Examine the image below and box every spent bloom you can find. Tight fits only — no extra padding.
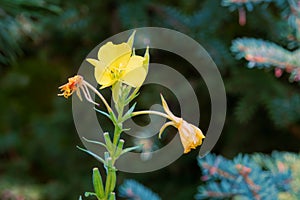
[159,95,205,153]
[58,75,98,105]
[86,31,149,89]
[58,75,83,98]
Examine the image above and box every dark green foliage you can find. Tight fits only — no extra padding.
[225,68,289,124]
[119,0,149,28]
[268,94,300,126]
[0,0,61,64]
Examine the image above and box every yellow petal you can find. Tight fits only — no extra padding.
[160,94,179,121]
[193,125,205,145]
[143,46,150,73]
[87,58,106,84]
[121,55,146,87]
[121,66,147,88]
[98,71,116,89]
[93,63,107,85]
[126,55,145,72]
[109,53,132,71]
[86,58,105,69]
[97,42,131,67]
[127,30,136,48]
[98,53,134,88]
[178,121,205,154]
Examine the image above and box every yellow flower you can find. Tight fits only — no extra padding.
[159,95,205,154]
[86,31,149,89]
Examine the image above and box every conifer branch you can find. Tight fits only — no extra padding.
[231,38,300,82]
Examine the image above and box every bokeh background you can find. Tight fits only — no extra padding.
[1,0,300,199]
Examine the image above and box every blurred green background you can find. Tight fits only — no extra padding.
[1,0,300,199]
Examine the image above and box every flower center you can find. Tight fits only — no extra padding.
[110,62,126,80]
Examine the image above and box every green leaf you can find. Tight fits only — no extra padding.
[84,192,96,197]
[108,192,116,200]
[115,139,125,157]
[104,160,117,197]
[93,168,105,199]
[122,128,131,132]
[125,87,140,105]
[108,111,118,125]
[82,137,107,149]
[121,145,142,156]
[76,146,105,164]
[104,167,112,197]
[94,107,111,119]
[104,152,110,162]
[122,102,137,121]
[103,133,113,152]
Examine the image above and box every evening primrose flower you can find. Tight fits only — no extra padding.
[86,31,149,89]
[158,95,205,154]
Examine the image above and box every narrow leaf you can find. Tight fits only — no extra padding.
[93,168,105,199]
[121,145,142,155]
[125,87,140,105]
[108,192,116,200]
[122,102,137,121]
[77,146,105,164]
[94,107,111,119]
[82,137,107,148]
[115,139,125,157]
[104,152,110,161]
[103,132,113,152]
[84,192,96,197]
[109,111,118,125]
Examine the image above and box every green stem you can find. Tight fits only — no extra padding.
[104,167,116,199]
[104,169,112,198]
[117,106,124,123]
[104,85,125,199]
[112,124,122,157]
[131,110,172,121]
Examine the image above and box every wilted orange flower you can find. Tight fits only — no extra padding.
[58,75,83,99]
[159,95,205,153]
[58,75,99,106]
